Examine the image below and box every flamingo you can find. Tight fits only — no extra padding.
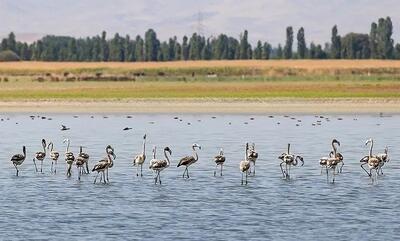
[149,147,172,184]
[247,143,258,176]
[240,143,251,185]
[361,139,380,183]
[177,143,201,179]
[376,146,389,175]
[33,139,46,173]
[63,139,75,177]
[133,134,147,177]
[47,142,60,174]
[214,148,226,176]
[78,146,90,174]
[278,143,304,179]
[11,146,26,176]
[92,145,116,184]
[321,139,342,183]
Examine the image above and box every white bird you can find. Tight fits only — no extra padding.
[361,138,381,183]
[33,139,46,173]
[376,146,389,175]
[240,143,251,185]
[247,143,258,176]
[47,142,60,174]
[11,146,26,176]
[177,143,201,178]
[133,134,147,177]
[149,147,172,184]
[214,148,226,176]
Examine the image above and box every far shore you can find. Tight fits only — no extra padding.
[0,98,398,114]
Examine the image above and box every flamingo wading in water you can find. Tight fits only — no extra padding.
[33,139,46,173]
[133,134,147,177]
[177,143,201,178]
[47,142,60,174]
[240,143,251,185]
[92,145,116,184]
[214,148,226,176]
[149,147,172,184]
[11,146,26,176]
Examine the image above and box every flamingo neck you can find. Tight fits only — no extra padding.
[142,138,146,155]
[164,150,170,166]
[369,140,374,157]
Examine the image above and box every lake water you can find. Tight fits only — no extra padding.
[0,113,399,240]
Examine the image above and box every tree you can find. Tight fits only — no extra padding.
[253,41,262,59]
[284,26,293,59]
[109,33,124,61]
[331,25,341,59]
[369,22,378,59]
[276,44,283,59]
[376,17,394,59]
[7,32,17,52]
[297,27,306,59]
[239,30,250,59]
[262,42,271,59]
[182,36,189,60]
[144,29,159,61]
[100,31,109,61]
[135,35,144,61]
[341,33,370,59]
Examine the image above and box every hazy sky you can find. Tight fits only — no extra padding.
[0,0,399,45]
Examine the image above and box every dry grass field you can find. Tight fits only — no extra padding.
[0,60,399,100]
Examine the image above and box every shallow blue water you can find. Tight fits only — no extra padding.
[0,113,399,240]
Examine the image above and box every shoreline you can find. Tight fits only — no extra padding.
[0,98,398,114]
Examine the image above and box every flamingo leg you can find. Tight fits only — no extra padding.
[103,171,107,184]
[241,172,244,185]
[326,167,329,183]
[106,169,109,183]
[280,162,286,178]
[94,172,99,184]
[186,167,190,178]
[51,161,53,173]
[245,171,248,185]
[140,164,143,177]
[13,163,18,176]
[33,158,38,172]
[85,161,89,174]
[339,161,344,173]
[220,164,223,176]
[54,161,57,174]
[158,171,162,184]
[40,160,43,173]
[78,167,81,181]
[253,164,256,176]
[214,165,218,177]
[361,163,371,177]
[136,165,139,176]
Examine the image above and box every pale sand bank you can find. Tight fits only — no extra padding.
[0,99,398,114]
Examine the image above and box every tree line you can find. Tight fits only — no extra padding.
[1,16,399,61]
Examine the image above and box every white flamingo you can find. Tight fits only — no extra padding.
[240,143,251,185]
[133,134,147,177]
[47,142,60,174]
[247,143,258,176]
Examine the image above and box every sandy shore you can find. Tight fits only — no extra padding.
[0,98,398,114]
